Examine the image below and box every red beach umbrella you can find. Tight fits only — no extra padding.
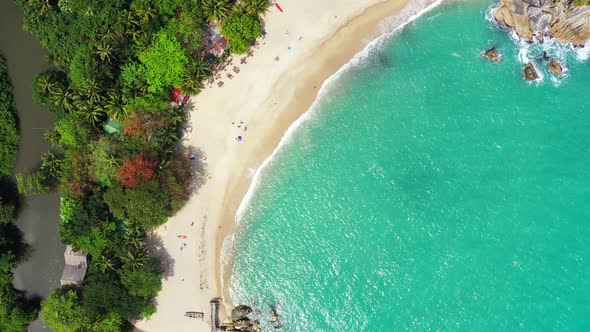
[275,3,284,12]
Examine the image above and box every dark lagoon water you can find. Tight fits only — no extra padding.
[0,1,65,331]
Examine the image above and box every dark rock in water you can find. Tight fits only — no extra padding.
[548,58,563,76]
[483,46,501,62]
[536,31,544,42]
[542,51,550,61]
[232,305,253,321]
[270,308,279,322]
[523,62,539,81]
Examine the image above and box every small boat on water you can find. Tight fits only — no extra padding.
[185,311,204,319]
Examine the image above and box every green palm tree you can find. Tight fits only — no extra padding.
[97,254,117,273]
[73,98,106,128]
[83,80,104,106]
[156,125,180,149]
[81,107,106,128]
[135,8,157,24]
[34,0,54,16]
[182,57,210,94]
[41,151,63,178]
[131,33,152,56]
[123,223,146,249]
[94,41,116,64]
[191,57,211,79]
[244,0,270,16]
[105,89,126,121]
[35,73,56,96]
[201,0,232,22]
[166,106,186,126]
[44,130,60,147]
[51,86,74,111]
[122,250,147,271]
[181,71,204,95]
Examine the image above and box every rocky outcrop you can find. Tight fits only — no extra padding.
[483,46,502,61]
[231,305,253,321]
[494,0,590,45]
[523,62,540,80]
[548,58,564,75]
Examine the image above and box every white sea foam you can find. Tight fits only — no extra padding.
[220,233,235,308]
[236,0,447,223]
[224,0,448,306]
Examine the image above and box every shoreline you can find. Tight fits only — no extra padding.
[134,0,440,330]
[218,0,441,314]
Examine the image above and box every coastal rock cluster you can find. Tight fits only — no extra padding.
[494,0,590,45]
[482,46,564,80]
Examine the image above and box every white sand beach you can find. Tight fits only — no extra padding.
[134,0,418,330]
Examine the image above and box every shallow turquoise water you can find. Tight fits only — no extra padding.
[229,0,590,330]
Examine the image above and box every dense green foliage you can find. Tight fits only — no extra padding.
[15,0,269,331]
[222,11,263,54]
[0,55,19,177]
[0,54,38,332]
[15,0,269,329]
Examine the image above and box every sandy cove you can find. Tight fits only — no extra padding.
[134,0,421,330]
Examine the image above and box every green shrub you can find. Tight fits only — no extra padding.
[0,54,19,177]
[222,11,262,54]
[16,170,48,197]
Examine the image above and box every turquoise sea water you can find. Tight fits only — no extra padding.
[229,0,590,330]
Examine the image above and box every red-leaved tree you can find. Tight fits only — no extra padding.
[116,152,159,188]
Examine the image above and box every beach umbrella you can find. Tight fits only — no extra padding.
[236,135,243,141]
[275,3,283,12]
[177,235,188,239]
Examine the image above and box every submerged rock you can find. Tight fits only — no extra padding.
[232,305,253,321]
[548,58,563,75]
[523,62,539,81]
[483,46,501,62]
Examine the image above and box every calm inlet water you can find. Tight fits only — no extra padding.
[1,1,64,331]
[230,0,590,330]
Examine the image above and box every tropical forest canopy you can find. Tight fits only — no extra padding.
[13,0,269,330]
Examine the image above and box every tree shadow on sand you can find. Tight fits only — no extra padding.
[145,232,175,280]
[175,145,208,196]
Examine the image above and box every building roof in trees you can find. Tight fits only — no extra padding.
[104,118,122,135]
[60,245,88,286]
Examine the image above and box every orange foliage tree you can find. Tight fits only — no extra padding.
[115,152,159,188]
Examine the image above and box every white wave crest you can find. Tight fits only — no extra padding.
[236,0,447,223]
